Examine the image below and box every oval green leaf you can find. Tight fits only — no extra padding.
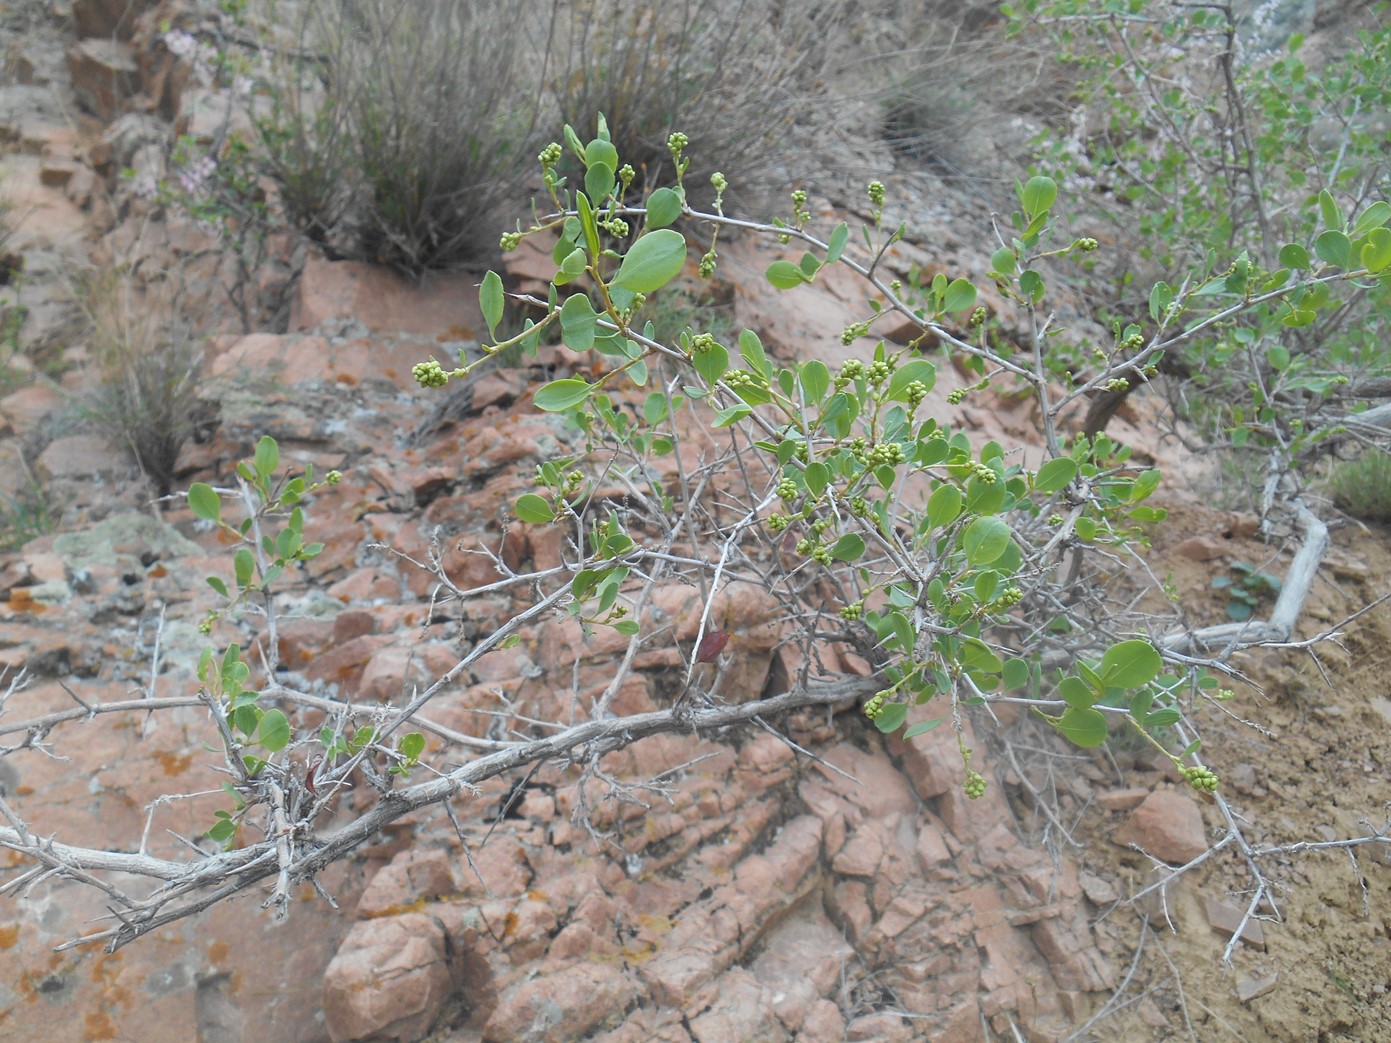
[534,378,594,412]
[479,270,504,338]
[1033,457,1077,494]
[613,229,688,293]
[188,482,220,522]
[1055,706,1109,748]
[1099,639,1163,688]
[765,260,809,289]
[646,187,683,229]
[926,483,963,529]
[942,278,977,313]
[962,516,1011,565]
[515,494,556,524]
[829,533,865,561]
[886,359,937,402]
[256,709,291,753]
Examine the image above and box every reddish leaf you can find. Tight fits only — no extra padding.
[695,630,730,663]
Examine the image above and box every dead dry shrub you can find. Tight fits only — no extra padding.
[76,262,206,498]
[257,0,544,274]
[546,0,849,206]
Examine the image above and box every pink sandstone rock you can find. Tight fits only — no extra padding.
[322,913,454,1042]
[1113,788,1209,864]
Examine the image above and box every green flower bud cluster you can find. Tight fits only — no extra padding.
[867,359,892,384]
[867,442,907,466]
[777,478,799,501]
[811,517,831,535]
[1047,513,1063,525]
[667,132,688,156]
[500,231,523,252]
[412,358,448,388]
[1104,377,1130,392]
[198,613,216,636]
[603,218,630,238]
[767,512,789,532]
[811,546,832,565]
[947,388,967,405]
[989,586,1024,611]
[904,379,929,407]
[1180,764,1220,794]
[791,189,807,209]
[970,306,988,328]
[700,249,717,278]
[725,369,763,390]
[1214,688,1235,701]
[838,360,864,384]
[849,496,869,517]
[963,769,988,799]
[795,537,813,555]
[711,171,728,192]
[619,164,635,187]
[538,142,563,167]
[841,321,871,346]
[840,601,864,621]
[867,180,885,207]
[690,332,716,354]
[1122,332,1144,351]
[1076,237,1099,252]
[325,470,342,486]
[1093,347,1108,363]
[972,463,998,484]
[864,691,889,719]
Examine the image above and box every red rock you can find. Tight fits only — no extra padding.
[289,258,486,338]
[322,913,454,1042]
[357,849,457,919]
[483,962,639,1042]
[751,905,853,1030]
[66,40,138,121]
[73,0,156,39]
[687,967,781,1042]
[333,607,378,644]
[798,1000,848,1042]
[1113,788,1208,864]
[37,434,126,479]
[301,633,394,692]
[1175,536,1226,561]
[1097,786,1150,811]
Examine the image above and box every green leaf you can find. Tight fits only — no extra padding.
[1314,229,1352,269]
[1360,227,1391,273]
[206,575,228,598]
[1278,243,1311,269]
[1099,639,1162,687]
[942,278,977,313]
[927,484,963,529]
[886,359,937,402]
[1144,707,1182,729]
[233,548,254,590]
[1266,345,1291,371]
[256,709,290,752]
[399,732,426,761]
[254,436,279,480]
[515,494,555,524]
[962,516,1011,565]
[1020,175,1058,216]
[693,341,729,385]
[738,329,768,375]
[800,360,831,404]
[577,191,600,258]
[561,291,597,352]
[1033,457,1077,494]
[712,402,750,427]
[585,137,618,171]
[873,702,909,734]
[990,246,1016,277]
[765,260,810,289]
[534,378,594,411]
[188,483,221,522]
[805,462,830,496]
[829,533,865,561]
[1055,706,1109,748]
[826,222,849,264]
[584,160,615,204]
[902,716,945,739]
[479,271,504,339]
[1352,199,1390,236]
[1002,658,1030,691]
[613,229,688,293]
[1058,675,1095,710]
[646,187,683,229]
[1318,188,1343,232]
[612,619,640,635]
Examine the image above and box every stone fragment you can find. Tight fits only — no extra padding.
[290,258,485,338]
[1079,869,1118,905]
[1097,786,1150,811]
[1174,536,1226,561]
[1113,789,1208,864]
[322,913,454,1043]
[1237,972,1279,1002]
[73,0,157,39]
[1203,895,1266,950]
[66,40,138,121]
[357,849,457,919]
